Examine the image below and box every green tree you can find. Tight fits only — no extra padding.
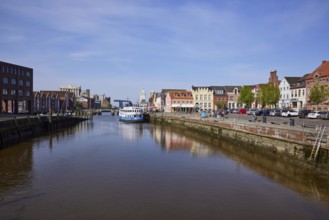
[257,83,280,108]
[310,84,328,110]
[238,86,254,108]
[257,84,267,108]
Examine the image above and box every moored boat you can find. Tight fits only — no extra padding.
[119,106,149,122]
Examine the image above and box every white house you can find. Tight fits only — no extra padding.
[279,77,301,109]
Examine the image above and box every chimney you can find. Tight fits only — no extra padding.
[322,60,327,64]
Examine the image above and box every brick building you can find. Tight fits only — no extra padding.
[33,91,76,114]
[0,61,33,114]
[305,60,329,110]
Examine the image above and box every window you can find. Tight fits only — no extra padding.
[230,96,234,101]
[3,89,8,95]
[26,81,31,87]
[11,89,16,95]
[19,80,24,86]
[3,77,8,84]
[26,71,31,77]
[19,90,23,96]
[11,78,16,85]
[208,103,211,108]
[208,95,211,101]
[204,103,207,108]
[195,95,198,100]
[26,91,30,96]
[200,95,203,100]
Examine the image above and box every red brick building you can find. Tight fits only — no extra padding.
[0,61,33,114]
[33,91,76,114]
[305,60,329,110]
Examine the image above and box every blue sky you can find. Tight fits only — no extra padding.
[1,0,329,103]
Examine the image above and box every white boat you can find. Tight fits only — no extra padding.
[119,106,149,122]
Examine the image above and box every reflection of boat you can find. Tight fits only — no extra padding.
[119,106,149,122]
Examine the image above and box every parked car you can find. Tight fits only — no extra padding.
[247,109,256,115]
[298,109,311,118]
[238,109,247,114]
[230,109,238,114]
[320,112,329,120]
[281,110,298,117]
[307,111,326,119]
[269,109,280,116]
[261,109,270,116]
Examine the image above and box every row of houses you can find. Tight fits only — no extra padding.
[148,60,329,112]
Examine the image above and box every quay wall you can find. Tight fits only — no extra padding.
[150,114,329,172]
[0,116,87,147]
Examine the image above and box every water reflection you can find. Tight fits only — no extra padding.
[149,124,329,206]
[0,141,33,197]
[0,116,329,220]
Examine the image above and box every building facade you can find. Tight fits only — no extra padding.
[59,85,81,97]
[0,61,33,114]
[211,86,227,110]
[279,77,300,109]
[192,86,213,111]
[33,91,76,114]
[290,74,308,110]
[305,60,329,110]
[224,86,242,109]
[165,90,193,112]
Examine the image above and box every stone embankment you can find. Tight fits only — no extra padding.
[0,115,87,147]
[150,114,329,173]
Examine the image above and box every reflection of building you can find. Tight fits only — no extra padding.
[0,61,34,114]
[118,122,144,142]
[0,141,33,192]
[151,126,216,156]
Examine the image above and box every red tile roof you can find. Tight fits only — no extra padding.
[306,60,329,79]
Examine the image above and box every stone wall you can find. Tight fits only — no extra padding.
[150,115,329,172]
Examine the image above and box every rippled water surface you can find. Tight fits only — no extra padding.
[1,114,329,220]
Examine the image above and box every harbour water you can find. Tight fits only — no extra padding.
[1,114,329,220]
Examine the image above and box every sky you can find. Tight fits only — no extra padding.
[1,0,329,103]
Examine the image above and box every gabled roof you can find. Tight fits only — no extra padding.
[284,77,301,85]
[224,86,242,92]
[306,60,329,80]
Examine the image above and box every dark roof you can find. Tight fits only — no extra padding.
[191,86,211,91]
[285,77,301,85]
[224,86,242,92]
[161,89,186,94]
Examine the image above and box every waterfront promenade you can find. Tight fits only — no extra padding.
[153,112,329,129]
